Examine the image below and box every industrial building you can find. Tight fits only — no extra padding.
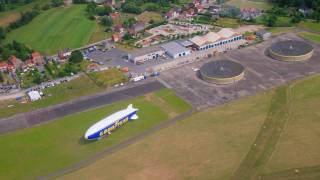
[128,46,165,64]
[199,60,245,85]
[161,41,191,59]
[189,28,243,50]
[269,40,314,61]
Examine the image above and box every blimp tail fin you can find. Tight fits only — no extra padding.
[130,114,139,120]
[127,104,138,111]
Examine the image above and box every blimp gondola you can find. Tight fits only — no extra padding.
[84,104,138,140]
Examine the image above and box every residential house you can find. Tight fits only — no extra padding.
[112,33,121,42]
[58,49,72,61]
[0,62,8,72]
[114,24,125,33]
[31,52,45,66]
[8,55,23,70]
[110,12,121,19]
[240,8,262,20]
[165,8,180,20]
[128,21,147,35]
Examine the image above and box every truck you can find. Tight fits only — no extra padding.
[132,75,146,82]
[150,72,160,77]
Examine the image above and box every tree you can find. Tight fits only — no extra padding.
[122,3,142,14]
[0,27,6,40]
[123,33,132,40]
[101,16,112,26]
[52,0,64,7]
[263,14,277,27]
[123,17,136,28]
[68,50,83,64]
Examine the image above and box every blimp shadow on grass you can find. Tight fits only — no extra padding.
[84,104,138,140]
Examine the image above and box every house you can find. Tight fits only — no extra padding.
[112,33,121,42]
[110,12,121,19]
[161,41,191,59]
[8,55,23,70]
[0,62,8,72]
[58,49,71,60]
[165,8,180,20]
[114,24,125,33]
[86,0,106,4]
[128,46,165,64]
[31,52,45,66]
[240,8,262,20]
[25,59,35,68]
[256,29,271,40]
[86,63,100,72]
[128,21,147,35]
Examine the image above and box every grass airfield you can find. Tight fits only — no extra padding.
[60,75,320,180]
[0,89,191,180]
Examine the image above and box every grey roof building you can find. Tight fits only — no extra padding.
[128,46,165,64]
[161,41,191,59]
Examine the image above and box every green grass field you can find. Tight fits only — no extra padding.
[215,18,240,28]
[0,75,104,119]
[0,89,191,180]
[298,31,320,43]
[61,75,320,180]
[298,20,320,32]
[87,68,128,87]
[0,0,51,26]
[4,5,96,55]
[226,0,273,10]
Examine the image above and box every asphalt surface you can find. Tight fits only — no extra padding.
[159,33,320,110]
[0,80,165,135]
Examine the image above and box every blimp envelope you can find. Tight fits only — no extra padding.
[85,104,138,140]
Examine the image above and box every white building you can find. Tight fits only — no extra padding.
[161,41,191,59]
[189,28,243,51]
[128,46,165,64]
[27,91,41,102]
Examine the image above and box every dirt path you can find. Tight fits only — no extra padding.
[231,86,292,180]
[260,165,320,180]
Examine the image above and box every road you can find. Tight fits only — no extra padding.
[0,80,165,135]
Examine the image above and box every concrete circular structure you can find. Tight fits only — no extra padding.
[199,60,245,85]
[269,40,314,61]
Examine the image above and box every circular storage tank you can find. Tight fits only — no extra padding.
[269,40,314,61]
[200,60,245,85]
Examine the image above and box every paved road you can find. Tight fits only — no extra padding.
[0,80,165,135]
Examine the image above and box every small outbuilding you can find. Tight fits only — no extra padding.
[27,91,41,102]
[161,41,191,59]
[256,29,271,40]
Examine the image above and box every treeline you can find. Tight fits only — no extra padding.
[0,0,34,12]
[274,0,320,9]
[121,0,181,14]
[0,40,33,61]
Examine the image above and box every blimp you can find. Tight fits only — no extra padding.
[84,104,138,140]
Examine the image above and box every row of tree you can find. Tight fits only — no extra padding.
[0,0,34,12]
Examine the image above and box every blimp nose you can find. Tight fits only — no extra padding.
[84,131,90,140]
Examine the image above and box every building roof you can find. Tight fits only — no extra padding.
[200,60,245,78]
[189,28,238,47]
[161,41,190,55]
[270,40,313,56]
[27,91,41,101]
[129,46,164,58]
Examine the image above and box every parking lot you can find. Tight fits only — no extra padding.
[159,33,320,109]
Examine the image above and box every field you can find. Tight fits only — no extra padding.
[0,75,104,119]
[0,89,191,180]
[226,0,273,10]
[87,68,128,87]
[262,75,320,176]
[137,12,164,23]
[0,0,51,26]
[60,75,320,180]
[298,20,320,32]
[215,18,240,28]
[298,31,320,43]
[266,27,295,36]
[60,89,273,179]
[4,5,96,55]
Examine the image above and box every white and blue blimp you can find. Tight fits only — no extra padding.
[84,104,139,140]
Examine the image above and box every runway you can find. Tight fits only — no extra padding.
[0,80,165,135]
